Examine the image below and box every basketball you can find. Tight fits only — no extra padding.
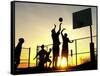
[59,17,63,22]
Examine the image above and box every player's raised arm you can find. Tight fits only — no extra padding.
[54,24,56,29]
[61,28,66,37]
[51,24,56,32]
[57,23,62,33]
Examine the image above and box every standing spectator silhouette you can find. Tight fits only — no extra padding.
[61,28,73,66]
[51,23,62,67]
[14,38,24,70]
[33,45,47,68]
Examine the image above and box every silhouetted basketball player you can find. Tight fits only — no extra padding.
[44,48,52,67]
[51,23,62,67]
[61,28,73,66]
[14,38,24,69]
[33,45,47,68]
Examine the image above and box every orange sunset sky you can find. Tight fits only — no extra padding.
[15,2,97,68]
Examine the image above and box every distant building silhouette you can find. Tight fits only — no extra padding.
[51,23,62,67]
[14,38,24,70]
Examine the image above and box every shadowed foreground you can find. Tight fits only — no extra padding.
[15,59,97,75]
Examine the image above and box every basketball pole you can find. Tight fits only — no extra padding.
[89,24,95,65]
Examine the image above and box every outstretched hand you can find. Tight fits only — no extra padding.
[62,28,66,31]
[60,23,62,26]
[49,48,52,51]
[54,24,56,28]
[61,28,66,32]
[72,40,74,42]
[33,57,35,60]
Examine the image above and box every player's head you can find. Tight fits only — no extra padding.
[64,33,67,37]
[19,38,24,43]
[41,44,44,49]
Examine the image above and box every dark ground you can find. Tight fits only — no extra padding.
[14,60,97,75]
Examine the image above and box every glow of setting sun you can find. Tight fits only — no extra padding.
[60,57,67,68]
[57,57,67,68]
[57,57,61,67]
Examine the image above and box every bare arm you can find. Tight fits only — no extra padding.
[33,53,39,60]
[57,23,62,33]
[61,28,66,38]
[53,24,56,30]
[51,24,56,32]
[68,39,74,43]
[48,48,52,54]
